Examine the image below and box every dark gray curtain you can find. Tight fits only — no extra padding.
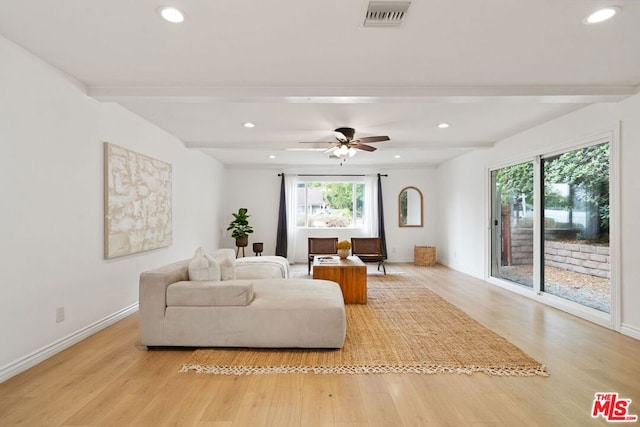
[275,173,287,257]
[377,173,388,258]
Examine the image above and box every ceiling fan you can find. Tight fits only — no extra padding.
[299,127,390,158]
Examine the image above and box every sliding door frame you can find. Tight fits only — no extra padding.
[485,125,621,331]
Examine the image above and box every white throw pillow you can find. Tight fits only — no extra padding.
[188,247,221,281]
[212,248,236,281]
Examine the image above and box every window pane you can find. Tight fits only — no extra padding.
[297,182,365,228]
[354,183,364,226]
[491,162,535,288]
[296,182,307,226]
[542,142,610,313]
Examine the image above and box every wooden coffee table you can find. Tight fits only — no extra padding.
[312,256,367,304]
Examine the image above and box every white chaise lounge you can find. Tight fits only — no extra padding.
[138,255,346,349]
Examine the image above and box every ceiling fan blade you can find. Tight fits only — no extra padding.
[357,135,390,143]
[353,143,377,152]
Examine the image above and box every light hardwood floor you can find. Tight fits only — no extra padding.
[1,263,639,426]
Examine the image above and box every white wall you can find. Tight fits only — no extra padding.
[224,166,438,263]
[618,94,640,335]
[436,97,640,337]
[0,35,225,376]
[385,168,439,262]
[436,149,488,278]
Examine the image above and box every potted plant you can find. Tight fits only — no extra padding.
[227,208,254,250]
[336,240,351,259]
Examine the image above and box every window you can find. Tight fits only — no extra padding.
[296,182,365,228]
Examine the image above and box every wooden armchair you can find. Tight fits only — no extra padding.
[308,237,338,274]
[351,237,386,274]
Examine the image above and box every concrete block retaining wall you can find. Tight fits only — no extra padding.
[509,228,610,279]
[545,240,610,279]
[511,229,533,265]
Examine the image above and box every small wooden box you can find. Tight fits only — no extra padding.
[414,246,436,266]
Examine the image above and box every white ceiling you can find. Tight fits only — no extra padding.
[1,0,638,167]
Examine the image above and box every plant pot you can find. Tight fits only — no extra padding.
[235,235,249,248]
[337,249,349,259]
[252,242,263,255]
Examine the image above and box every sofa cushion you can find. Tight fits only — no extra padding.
[235,256,290,279]
[188,248,221,281]
[211,248,236,281]
[167,280,254,306]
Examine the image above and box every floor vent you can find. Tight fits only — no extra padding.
[364,1,411,27]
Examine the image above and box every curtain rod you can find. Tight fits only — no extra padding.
[277,173,388,177]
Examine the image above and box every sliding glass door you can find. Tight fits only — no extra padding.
[490,161,535,288]
[490,141,611,315]
[542,143,610,313]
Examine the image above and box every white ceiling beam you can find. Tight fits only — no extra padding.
[185,141,495,150]
[88,85,635,104]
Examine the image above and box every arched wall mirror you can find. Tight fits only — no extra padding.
[399,186,424,227]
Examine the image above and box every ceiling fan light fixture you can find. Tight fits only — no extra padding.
[157,6,185,23]
[348,147,358,157]
[584,7,620,24]
[338,145,349,156]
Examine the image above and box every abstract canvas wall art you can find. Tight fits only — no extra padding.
[104,143,172,259]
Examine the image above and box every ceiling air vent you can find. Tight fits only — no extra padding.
[364,1,411,27]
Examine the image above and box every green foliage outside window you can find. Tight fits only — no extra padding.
[495,162,534,206]
[544,143,610,231]
[495,142,609,234]
[298,182,365,228]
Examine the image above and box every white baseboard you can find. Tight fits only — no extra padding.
[0,303,138,384]
[621,323,640,340]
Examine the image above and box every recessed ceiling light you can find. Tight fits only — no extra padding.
[157,6,185,23]
[243,122,255,128]
[584,7,620,24]
[268,155,276,159]
[394,155,401,159]
[437,123,450,129]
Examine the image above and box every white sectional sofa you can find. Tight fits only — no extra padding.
[138,252,346,349]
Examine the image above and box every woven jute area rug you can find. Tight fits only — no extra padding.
[179,274,548,376]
